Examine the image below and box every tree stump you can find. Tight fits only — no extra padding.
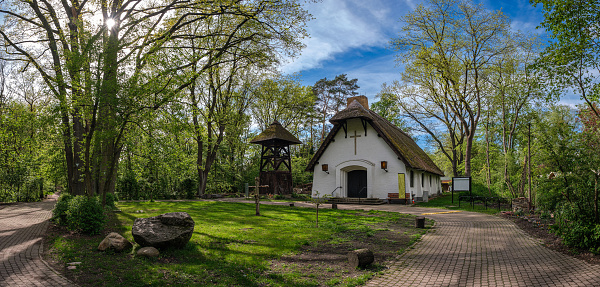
[415,216,425,228]
[347,248,374,268]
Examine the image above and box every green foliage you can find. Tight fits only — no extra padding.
[533,105,600,252]
[390,0,516,178]
[313,74,360,142]
[116,171,139,200]
[52,194,74,225]
[249,75,316,132]
[178,178,197,199]
[532,0,600,102]
[291,156,312,186]
[552,203,600,253]
[371,87,412,135]
[65,196,106,235]
[104,193,118,210]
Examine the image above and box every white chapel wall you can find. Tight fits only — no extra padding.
[311,118,410,199]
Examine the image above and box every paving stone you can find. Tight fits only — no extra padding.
[0,196,75,286]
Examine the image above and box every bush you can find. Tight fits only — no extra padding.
[552,203,600,253]
[104,193,117,210]
[51,194,73,225]
[178,178,197,199]
[66,195,106,235]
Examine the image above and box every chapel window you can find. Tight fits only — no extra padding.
[410,171,414,187]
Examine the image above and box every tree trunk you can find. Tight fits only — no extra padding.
[96,13,121,205]
[464,126,475,177]
[485,108,492,196]
[595,174,599,223]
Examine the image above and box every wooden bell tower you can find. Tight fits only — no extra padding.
[250,121,302,194]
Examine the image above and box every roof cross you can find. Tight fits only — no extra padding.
[349,130,361,155]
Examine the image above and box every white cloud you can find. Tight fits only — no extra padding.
[342,54,402,98]
[280,0,403,74]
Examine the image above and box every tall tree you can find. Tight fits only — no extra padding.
[382,81,465,177]
[485,36,544,197]
[532,0,600,120]
[180,5,308,196]
[249,75,315,132]
[312,74,359,141]
[371,86,412,135]
[0,0,308,203]
[391,0,514,176]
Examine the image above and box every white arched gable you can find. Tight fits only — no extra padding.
[334,159,375,198]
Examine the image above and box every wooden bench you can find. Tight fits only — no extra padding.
[387,193,410,204]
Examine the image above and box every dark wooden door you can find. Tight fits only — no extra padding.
[347,170,367,198]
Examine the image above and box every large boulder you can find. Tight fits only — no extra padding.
[132,212,195,249]
[98,232,133,252]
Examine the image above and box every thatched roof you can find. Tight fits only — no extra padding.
[250,120,302,146]
[306,100,444,176]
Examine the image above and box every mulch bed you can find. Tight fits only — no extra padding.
[499,212,600,265]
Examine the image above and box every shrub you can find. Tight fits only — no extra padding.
[104,193,117,210]
[66,195,106,235]
[552,203,600,253]
[178,178,197,199]
[274,194,286,200]
[52,194,73,225]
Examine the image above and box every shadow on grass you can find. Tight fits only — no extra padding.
[50,200,415,286]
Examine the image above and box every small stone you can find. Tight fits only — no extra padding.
[137,247,160,258]
[67,266,77,270]
[98,232,133,252]
[67,262,81,265]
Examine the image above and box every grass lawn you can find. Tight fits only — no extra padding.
[44,200,429,287]
[416,193,505,215]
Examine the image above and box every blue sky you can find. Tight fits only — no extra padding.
[279,0,582,107]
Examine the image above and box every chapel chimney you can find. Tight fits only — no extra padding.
[347,95,369,109]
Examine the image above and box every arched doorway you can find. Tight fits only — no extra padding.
[347,170,367,198]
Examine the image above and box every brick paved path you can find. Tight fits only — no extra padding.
[360,205,600,287]
[217,199,600,286]
[0,197,74,286]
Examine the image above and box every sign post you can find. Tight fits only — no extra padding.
[452,177,471,204]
